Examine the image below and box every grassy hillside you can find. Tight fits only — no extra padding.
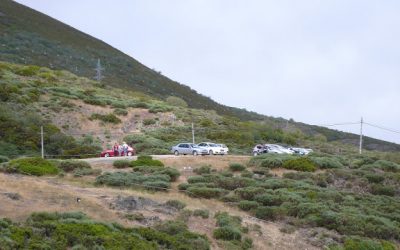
[0,0,399,151]
[2,61,400,161]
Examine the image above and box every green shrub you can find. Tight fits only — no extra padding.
[213,226,241,241]
[178,183,190,190]
[113,160,131,169]
[238,200,259,211]
[158,220,188,235]
[193,209,210,219]
[73,168,101,177]
[365,174,385,183]
[142,181,170,191]
[95,172,171,191]
[229,163,245,171]
[194,165,212,174]
[131,156,164,167]
[15,65,40,76]
[254,206,280,220]
[216,177,256,190]
[235,187,266,200]
[343,237,396,250]
[6,157,59,176]
[89,113,121,124]
[1,211,210,249]
[187,187,227,199]
[114,108,128,116]
[283,157,317,172]
[143,118,156,126]
[59,160,91,172]
[370,184,395,196]
[0,155,9,163]
[165,200,186,210]
[166,96,188,107]
[310,157,343,169]
[372,160,400,172]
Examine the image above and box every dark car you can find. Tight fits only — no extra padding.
[100,146,136,157]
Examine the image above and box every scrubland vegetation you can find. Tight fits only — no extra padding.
[0,212,209,250]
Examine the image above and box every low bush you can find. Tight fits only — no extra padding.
[0,155,9,163]
[131,155,164,167]
[187,187,227,199]
[194,165,212,174]
[165,200,186,210]
[283,157,317,172]
[193,209,210,219]
[213,226,242,241]
[113,108,128,116]
[143,118,156,126]
[365,174,385,183]
[254,206,281,220]
[370,184,395,197]
[113,159,131,169]
[0,212,210,249]
[6,157,59,176]
[310,156,343,169]
[89,113,121,124]
[132,166,180,181]
[59,160,91,172]
[238,200,259,211]
[371,160,400,172]
[95,172,171,191]
[73,168,101,177]
[158,220,188,235]
[229,163,245,171]
[343,237,396,250]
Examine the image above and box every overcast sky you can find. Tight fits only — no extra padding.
[16,0,400,144]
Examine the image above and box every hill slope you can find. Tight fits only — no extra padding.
[0,0,399,151]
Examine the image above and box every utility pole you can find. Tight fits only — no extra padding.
[94,58,104,81]
[192,123,195,144]
[359,117,363,154]
[41,126,44,159]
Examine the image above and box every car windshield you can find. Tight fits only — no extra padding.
[209,143,217,147]
[190,144,199,148]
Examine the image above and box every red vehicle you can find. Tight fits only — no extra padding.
[100,146,136,157]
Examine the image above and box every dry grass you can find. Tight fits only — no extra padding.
[0,156,320,250]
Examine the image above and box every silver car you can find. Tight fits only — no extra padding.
[171,143,208,156]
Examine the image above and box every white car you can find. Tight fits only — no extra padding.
[265,144,293,154]
[216,144,229,155]
[197,142,225,155]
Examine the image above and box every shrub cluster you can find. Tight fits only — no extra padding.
[229,163,246,171]
[89,113,121,124]
[4,157,59,176]
[113,159,131,169]
[283,158,317,172]
[131,155,164,167]
[165,200,186,210]
[95,172,171,191]
[58,160,91,172]
[0,212,210,249]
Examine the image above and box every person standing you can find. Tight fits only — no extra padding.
[113,142,119,157]
[122,141,128,156]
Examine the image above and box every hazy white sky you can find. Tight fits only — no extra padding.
[16,0,400,144]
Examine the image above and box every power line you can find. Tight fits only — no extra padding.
[313,121,360,127]
[364,122,400,135]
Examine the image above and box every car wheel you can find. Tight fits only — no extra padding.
[127,152,132,156]
[105,153,110,157]
[174,150,179,156]
[209,150,213,155]
[193,151,198,156]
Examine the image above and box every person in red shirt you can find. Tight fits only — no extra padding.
[113,142,119,157]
